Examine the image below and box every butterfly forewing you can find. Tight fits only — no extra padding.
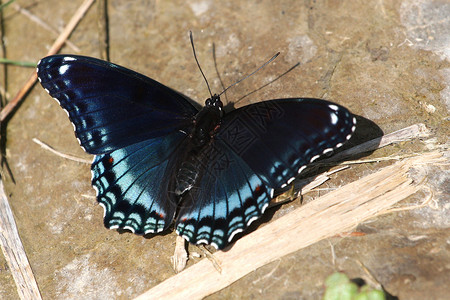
[219,99,356,188]
[37,55,198,154]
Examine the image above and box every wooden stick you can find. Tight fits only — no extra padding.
[32,138,91,164]
[135,151,443,300]
[13,3,80,52]
[0,0,95,122]
[0,179,42,300]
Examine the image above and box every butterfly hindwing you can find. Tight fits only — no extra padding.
[91,131,187,234]
[37,55,198,154]
[176,138,273,249]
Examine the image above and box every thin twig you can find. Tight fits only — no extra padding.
[97,0,109,61]
[32,138,91,164]
[0,58,35,67]
[13,3,80,52]
[0,0,95,122]
[0,0,15,10]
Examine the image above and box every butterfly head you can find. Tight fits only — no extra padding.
[190,94,224,147]
[205,94,223,114]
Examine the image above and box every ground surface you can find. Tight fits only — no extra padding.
[1,0,449,299]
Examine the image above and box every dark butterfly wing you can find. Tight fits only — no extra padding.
[37,55,198,154]
[176,98,355,249]
[37,55,198,234]
[175,138,273,249]
[219,98,356,187]
[91,131,186,234]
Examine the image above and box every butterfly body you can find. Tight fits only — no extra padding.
[37,54,356,249]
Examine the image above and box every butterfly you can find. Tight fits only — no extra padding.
[37,54,356,250]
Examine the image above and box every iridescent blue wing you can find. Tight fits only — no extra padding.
[176,138,273,249]
[37,55,198,154]
[91,131,186,234]
[176,98,355,249]
[37,55,198,234]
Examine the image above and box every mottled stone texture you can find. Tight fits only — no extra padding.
[1,0,449,299]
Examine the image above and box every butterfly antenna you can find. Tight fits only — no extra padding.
[219,51,280,97]
[190,31,213,98]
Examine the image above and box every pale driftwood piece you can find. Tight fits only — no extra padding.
[0,179,42,300]
[171,235,188,273]
[32,138,91,164]
[135,151,443,300]
[321,123,430,163]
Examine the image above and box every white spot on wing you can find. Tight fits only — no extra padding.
[330,113,338,125]
[287,177,295,185]
[99,202,106,218]
[181,234,191,242]
[310,155,320,162]
[247,216,258,226]
[123,225,136,233]
[63,57,77,62]
[92,184,99,196]
[323,148,333,155]
[328,104,339,111]
[59,65,70,75]
[145,229,156,235]
[298,165,307,174]
[228,228,243,242]
[197,239,208,245]
[261,202,269,213]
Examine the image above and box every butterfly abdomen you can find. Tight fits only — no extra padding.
[174,95,224,195]
[175,160,199,195]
